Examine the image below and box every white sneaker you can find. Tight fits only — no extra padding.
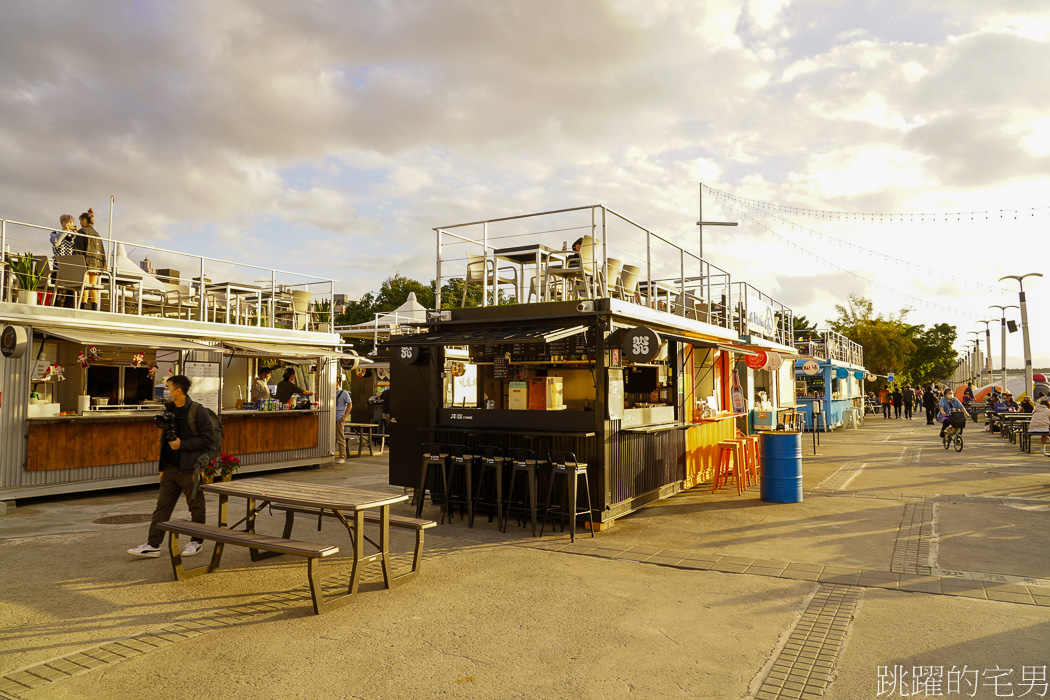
[181,540,204,557]
[335,458,346,464]
[128,543,161,558]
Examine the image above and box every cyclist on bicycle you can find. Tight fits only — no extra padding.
[938,389,967,440]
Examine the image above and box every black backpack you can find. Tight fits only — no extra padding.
[187,401,223,495]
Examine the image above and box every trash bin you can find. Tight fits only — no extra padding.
[760,431,803,503]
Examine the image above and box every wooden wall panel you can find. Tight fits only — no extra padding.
[222,414,318,455]
[26,421,160,471]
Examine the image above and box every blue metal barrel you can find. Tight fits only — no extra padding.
[760,432,803,503]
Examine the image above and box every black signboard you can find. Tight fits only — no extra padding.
[622,327,661,363]
[393,345,422,365]
[1,325,27,359]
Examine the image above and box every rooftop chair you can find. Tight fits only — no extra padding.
[461,253,518,307]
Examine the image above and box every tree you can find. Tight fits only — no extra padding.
[793,314,817,334]
[902,323,958,386]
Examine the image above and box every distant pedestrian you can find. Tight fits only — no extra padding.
[922,386,937,425]
[963,383,975,401]
[879,387,891,418]
[903,385,914,419]
[892,387,903,419]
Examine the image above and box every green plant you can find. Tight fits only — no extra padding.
[8,253,46,292]
[314,299,331,324]
[201,453,240,479]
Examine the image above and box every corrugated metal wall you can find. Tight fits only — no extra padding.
[0,348,31,490]
[605,428,686,507]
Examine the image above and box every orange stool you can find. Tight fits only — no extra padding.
[745,435,761,481]
[734,438,757,489]
[713,440,747,494]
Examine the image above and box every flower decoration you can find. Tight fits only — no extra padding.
[131,353,145,367]
[201,453,240,479]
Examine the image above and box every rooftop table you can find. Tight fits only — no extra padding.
[494,243,569,302]
[203,477,408,602]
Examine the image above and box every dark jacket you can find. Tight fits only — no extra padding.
[158,398,216,473]
[74,224,107,270]
[922,390,937,409]
[276,379,304,403]
[891,390,903,406]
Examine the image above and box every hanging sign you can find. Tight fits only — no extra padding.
[866,373,877,381]
[802,360,820,376]
[854,370,865,380]
[394,345,422,365]
[622,327,661,363]
[762,352,782,371]
[836,367,850,379]
[1,325,28,359]
[744,350,768,370]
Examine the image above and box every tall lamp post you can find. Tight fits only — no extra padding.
[1000,273,1043,398]
[989,304,1018,393]
[967,332,983,386]
[976,320,994,387]
[697,183,738,260]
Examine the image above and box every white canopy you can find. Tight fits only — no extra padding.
[115,243,167,291]
[337,292,429,339]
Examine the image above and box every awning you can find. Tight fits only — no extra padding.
[36,328,217,352]
[658,331,760,356]
[384,324,589,347]
[224,341,372,362]
[737,335,801,358]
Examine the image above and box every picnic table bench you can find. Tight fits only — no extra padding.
[343,422,386,456]
[271,505,436,585]
[157,520,339,614]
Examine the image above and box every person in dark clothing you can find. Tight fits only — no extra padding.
[963,383,975,401]
[923,386,937,425]
[902,385,914,419]
[275,367,314,403]
[891,387,903,418]
[128,374,216,558]
[74,208,107,310]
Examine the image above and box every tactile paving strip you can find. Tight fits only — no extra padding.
[753,584,862,700]
[890,502,935,575]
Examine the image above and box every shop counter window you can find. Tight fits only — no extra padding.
[86,366,154,405]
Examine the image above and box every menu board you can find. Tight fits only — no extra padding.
[184,361,221,413]
[607,368,624,420]
[470,334,597,364]
[493,353,510,378]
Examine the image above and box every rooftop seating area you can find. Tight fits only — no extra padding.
[433,205,790,338]
[794,329,864,366]
[1,217,336,332]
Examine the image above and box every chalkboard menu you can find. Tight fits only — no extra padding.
[493,353,510,378]
[468,333,596,364]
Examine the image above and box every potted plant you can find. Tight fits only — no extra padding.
[8,253,46,305]
[200,453,240,483]
[313,299,332,332]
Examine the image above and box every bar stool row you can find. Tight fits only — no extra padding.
[414,444,596,542]
[712,433,762,495]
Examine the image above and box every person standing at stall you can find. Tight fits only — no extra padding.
[275,367,314,404]
[334,379,352,463]
[250,366,273,407]
[74,208,107,311]
[127,375,215,558]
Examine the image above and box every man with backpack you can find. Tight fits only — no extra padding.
[128,374,217,558]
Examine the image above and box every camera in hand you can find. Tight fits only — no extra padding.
[154,410,177,442]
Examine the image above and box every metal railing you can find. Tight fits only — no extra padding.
[431,205,741,331]
[1,217,335,331]
[732,282,793,346]
[794,329,864,366]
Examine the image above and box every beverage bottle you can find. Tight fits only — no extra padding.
[731,368,746,413]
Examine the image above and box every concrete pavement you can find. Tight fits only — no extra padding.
[1,413,1049,699]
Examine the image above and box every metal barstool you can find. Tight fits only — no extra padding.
[474,445,506,530]
[445,444,477,527]
[506,448,546,536]
[415,443,449,521]
[541,450,596,543]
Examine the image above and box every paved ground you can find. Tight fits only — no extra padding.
[1,414,1049,699]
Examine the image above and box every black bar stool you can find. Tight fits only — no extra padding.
[507,448,545,536]
[541,450,596,543]
[445,444,477,527]
[474,446,506,531]
[415,443,449,521]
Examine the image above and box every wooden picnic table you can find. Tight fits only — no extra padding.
[202,477,408,610]
[344,422,384,456]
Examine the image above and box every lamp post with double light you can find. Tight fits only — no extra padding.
[989,304,1018,393]
[967,331,983,386]
[976,320,994,388]
[999,273,1042,398]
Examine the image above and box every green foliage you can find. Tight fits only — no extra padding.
[8,253,46,292]
[827,294,957,389]
[313,299,331,324]
[792,314,817,333]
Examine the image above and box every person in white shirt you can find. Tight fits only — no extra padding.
[1029,399,1050,455]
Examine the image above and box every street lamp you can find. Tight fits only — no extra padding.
[989,304,1018,393]
[999,273,1043,398]
[697,182,738,260]
[976,320,994,388]
[967,332,982,386]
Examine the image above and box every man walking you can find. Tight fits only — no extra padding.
[891,386,904,419]
[879,386,892,418]
[903,385,914,420]
[922,385,937,425]
[334,378,352,463]
[128,374,216,558]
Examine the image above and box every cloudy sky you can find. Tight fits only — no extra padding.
[2,0,1049,370]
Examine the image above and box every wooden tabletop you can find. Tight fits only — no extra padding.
[201,477,407,511]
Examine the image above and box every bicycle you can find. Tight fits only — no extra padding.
[942,424,964,452]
